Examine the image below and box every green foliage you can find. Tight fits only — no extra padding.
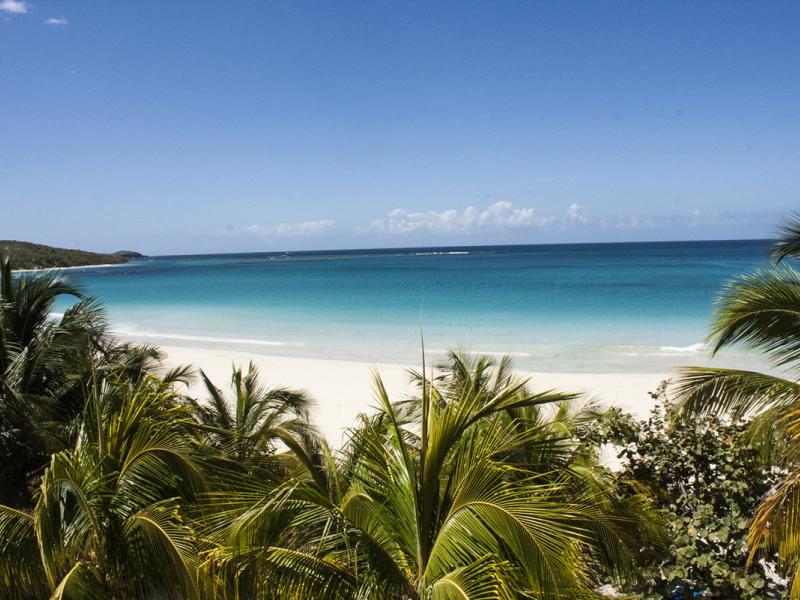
[189,361,318,468]
[0,255,168,508]
[0,241,132,270]
[0,255,103,507]
[594,384,786,599]
[773,212,800,263]
[0,375,205,599]
[198,351,666,599]
[674,211,800,597]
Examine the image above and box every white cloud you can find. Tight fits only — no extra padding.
[45,17,68,25]
[274,219,335,236]
[365,207,475,234]
[564,203,590,225]
[478,200,535,227]
[0,0,29,14]
[361,201,583,235]
[235,219,335,237]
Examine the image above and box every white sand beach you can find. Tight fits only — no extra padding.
[159,344,669,444]
[11,263,126,274]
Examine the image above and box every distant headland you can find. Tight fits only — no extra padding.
[1,240,145,270]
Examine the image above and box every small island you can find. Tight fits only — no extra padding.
[1,240,145,270]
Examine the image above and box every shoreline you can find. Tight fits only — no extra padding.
[12,262,127,274]
[118,328,770,376]
[157,344,669,443]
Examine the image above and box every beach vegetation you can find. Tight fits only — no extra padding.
[0,255,107,508]
[0,256,182,509]
[595,385,784,598]
[190,361,317,461]
[197,350,666,598]
[675,213,800,597]
[0,373,203,599]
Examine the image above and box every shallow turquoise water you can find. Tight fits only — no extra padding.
[53,240,772,372]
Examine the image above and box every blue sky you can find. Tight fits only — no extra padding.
[1,1,798,254]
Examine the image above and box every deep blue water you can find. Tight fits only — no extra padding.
[53,240,772,372]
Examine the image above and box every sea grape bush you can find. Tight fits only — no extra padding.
[589,384,786,599]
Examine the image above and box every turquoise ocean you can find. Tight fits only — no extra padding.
[53,239,772,373]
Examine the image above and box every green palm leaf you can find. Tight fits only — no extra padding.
[708,266,800,367]
[429,557,513,600]
[123,500,198,597]
[775,212,800,263]
[0,504,47,598]
[50,561,105,600]
[674,367,800,419]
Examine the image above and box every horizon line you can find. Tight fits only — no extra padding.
[156,236,770,259]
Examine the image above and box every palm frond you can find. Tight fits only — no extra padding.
[748,466,800,589]
[50,561,105,600]
[429,557,514,600]
[708,266,800,367]
[774,212,800,263]
[0,504,47,598]
[123,501,198,598]
[201,545,358,600]
[673,367,800,419]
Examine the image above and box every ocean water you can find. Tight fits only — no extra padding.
[52,240,773,373]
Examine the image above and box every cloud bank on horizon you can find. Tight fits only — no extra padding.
[220,201,779,245]
[233,219,337,237]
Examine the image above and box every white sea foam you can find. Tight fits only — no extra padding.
[428,349,531,358]
[112,328,304,348]
[12,263,127,274]
[658,342,706,354]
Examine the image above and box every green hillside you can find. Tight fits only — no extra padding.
[0,240,141,270]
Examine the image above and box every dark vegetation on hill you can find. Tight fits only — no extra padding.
[112,249,145,259]
[0,240,144,269]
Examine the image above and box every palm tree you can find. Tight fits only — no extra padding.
[189,362,319,472]
[0,372,206,599]
[415,350,667,589]
[674,213,800,597]
[0,256,106,508]
[0,257,183,509]
[200,351,661,598]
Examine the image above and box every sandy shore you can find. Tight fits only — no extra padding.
[159,344,669,444]
[12,262,126,274]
